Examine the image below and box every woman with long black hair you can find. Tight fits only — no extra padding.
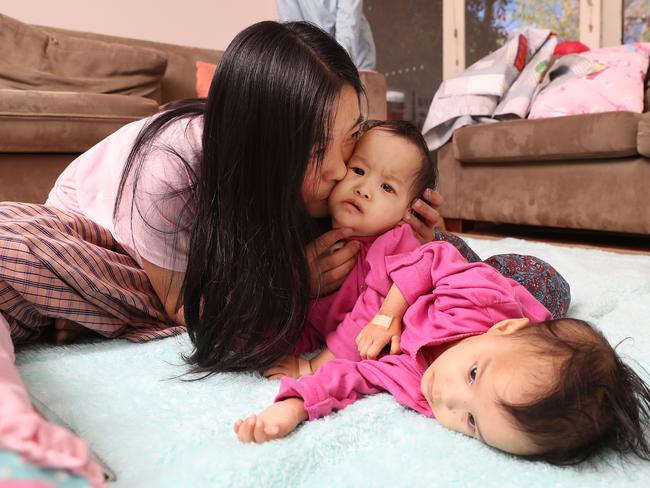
[5,21,441,374]
[0,22,387,483]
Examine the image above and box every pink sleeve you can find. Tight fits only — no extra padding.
[383,240,466,305]
[293,297,334,355]
[275,353,431,419]
[132,154,193,268]
[386,240,520,307]
[292,320,321,356]
[386,241,532,352]
[325,225,422,360]
[362,224,423,295]
[299,265,363,357]
[113,117,201,272]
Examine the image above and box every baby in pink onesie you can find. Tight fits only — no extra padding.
[268,119,438,377]
[236,238,650,463]
[234,127,650,464]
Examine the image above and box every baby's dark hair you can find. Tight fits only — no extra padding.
[502,318,650,465]
[358,119,437,199]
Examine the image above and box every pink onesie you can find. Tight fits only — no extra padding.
[276,240,552,420]
[294,224,421,356]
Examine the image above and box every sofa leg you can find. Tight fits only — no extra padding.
[444,218,464,233]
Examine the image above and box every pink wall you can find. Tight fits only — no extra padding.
[2,0,278,50]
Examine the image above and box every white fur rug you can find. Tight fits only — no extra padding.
[15,236,650,487]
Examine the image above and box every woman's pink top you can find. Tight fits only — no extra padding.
[276,239,552,419]
[46,115,203,272]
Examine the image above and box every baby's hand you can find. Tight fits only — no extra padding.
[234,398,308,443]
[262,355,311,380]
[355,315,402,360]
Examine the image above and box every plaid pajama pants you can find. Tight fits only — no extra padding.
[0,202,184,344]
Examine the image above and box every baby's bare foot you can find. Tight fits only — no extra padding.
[53,318,94,345]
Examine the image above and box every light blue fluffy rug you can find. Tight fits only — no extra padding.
[15,237,650,487]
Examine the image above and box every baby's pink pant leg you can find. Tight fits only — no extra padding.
[0,315,104,487]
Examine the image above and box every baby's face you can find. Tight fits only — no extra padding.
[328,128,422,236]
[420,318,553,456]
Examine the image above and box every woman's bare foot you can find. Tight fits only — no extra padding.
[53,318,95,345]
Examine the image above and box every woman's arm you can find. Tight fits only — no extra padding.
[262,348,336,380]
[307,348,336,372]
[141,258,186,325]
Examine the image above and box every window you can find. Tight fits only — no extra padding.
[365,0,444,128]
[465,0,581,67]
[624,0,650,42]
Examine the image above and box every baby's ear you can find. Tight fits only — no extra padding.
[488,318,531,336]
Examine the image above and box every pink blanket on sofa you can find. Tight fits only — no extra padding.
[529,43,650,119]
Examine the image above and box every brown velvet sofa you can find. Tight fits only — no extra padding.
[437,77,650,236]
[0,19,387,204]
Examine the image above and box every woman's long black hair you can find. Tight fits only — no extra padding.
[114,21,364,373]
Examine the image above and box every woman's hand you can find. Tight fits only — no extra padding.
[307,227,360,297]
[262,355,311,380]
[404,188,444,244]
[234,398,308,443]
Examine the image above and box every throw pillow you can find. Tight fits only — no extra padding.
[196,60,217,98]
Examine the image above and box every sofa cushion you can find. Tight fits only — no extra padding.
[0,89,159,153]
[453,111,641,163]
[0,14,168,102]
[43,26,224,104]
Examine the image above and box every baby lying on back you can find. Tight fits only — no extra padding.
[235,120,650,465]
